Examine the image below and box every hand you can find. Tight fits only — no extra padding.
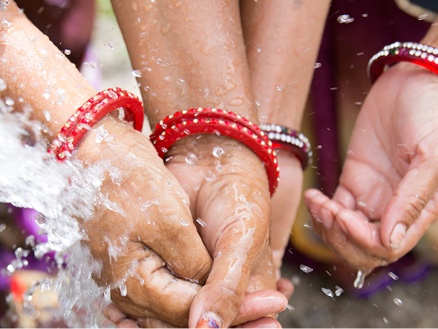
[165,135,287,328]
[75,117,213,326]
[270,151,302,298]
[305,63,438,273]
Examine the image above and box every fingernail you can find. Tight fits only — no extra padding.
[390,223,407,250]
[196,312,221,328]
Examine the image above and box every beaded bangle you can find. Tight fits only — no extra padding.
[48,87,144,160]
[149,107,280,195]
[368,41,438,83]
[260,124,312,170]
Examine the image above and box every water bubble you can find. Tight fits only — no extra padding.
[393,297,403,307]
[0,78,6,91]
[299,264,313,273]
[212,146,224,158]
[337,14,355,24]
[132,70,142,78]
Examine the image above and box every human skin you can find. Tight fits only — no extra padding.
[0,1,214,326]
[305,23,438,273]
[240,0,330,293]
[111,0,287,327]
[1,1,287,328]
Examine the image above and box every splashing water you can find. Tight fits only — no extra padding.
[0,102,118,326]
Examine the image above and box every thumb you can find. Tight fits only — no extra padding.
[381,162,438,251]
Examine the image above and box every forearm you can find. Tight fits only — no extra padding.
[111,0,258,127]
[0,1,96,140]
[241,0,330,129]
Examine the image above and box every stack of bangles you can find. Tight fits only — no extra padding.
[259,124,312,170]
[368,41,438,83]
[48,98,281,195]
[48,87,145,160]
[148,107,280,195]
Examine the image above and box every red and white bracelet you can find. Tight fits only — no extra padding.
[260,124,312,170]
[149,107,280,195]
[368,41,438,83]
[48,87,144,160]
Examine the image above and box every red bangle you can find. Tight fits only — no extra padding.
[260,124,312,170]
[149,108,280,195]
[368,42,438,83]
[48,87,144,160]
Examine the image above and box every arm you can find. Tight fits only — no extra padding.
[111,0,286,327]
[0,1,213,326]
[240,0,330,283]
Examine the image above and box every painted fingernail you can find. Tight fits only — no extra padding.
[196,312,221,328]
[390,223,407,250]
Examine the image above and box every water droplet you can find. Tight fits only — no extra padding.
[0,223,5,232]
[212,146,224,158]
[196,218,206,227]
[285,304,294,311]
[185,152,197,164]
[314,62,322,69]
[5,97,14,106]
[1,18,11,28]
[104,42,115,50]
[321,287,335,298]
[42,92,50,100]
[140,199,159,211]
[119,282,127,297]
[180,218,190,227]
[337,14,355,24]
[393,297,403,307]
[383,317,389,324]
[354,270,366,289]
[299,264,313,273]
[418,13,429,21]
[204,170,215,181]
[335,286,344,297]
[362,13,368,18]
[132,70,142,78]
[64,49,71,55]
[256,47,262,53]
[388,272,399,281]
[0,78,6,91]
[276,86,284,91]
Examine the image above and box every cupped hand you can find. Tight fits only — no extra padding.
[74,117,213,326]
[166,134,288,328]
[305,63,438,273]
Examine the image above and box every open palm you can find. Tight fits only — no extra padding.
[305,63,438,273]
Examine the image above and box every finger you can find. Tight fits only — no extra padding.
[134,176,213,282]
[136,317,175,328]
[111,248,200,327]
[103,303,126,325]
[236,317,282,328]
[379,162,438,250]
[189,168,272,328]
[276,277,294,300]
[315,208,387,271]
